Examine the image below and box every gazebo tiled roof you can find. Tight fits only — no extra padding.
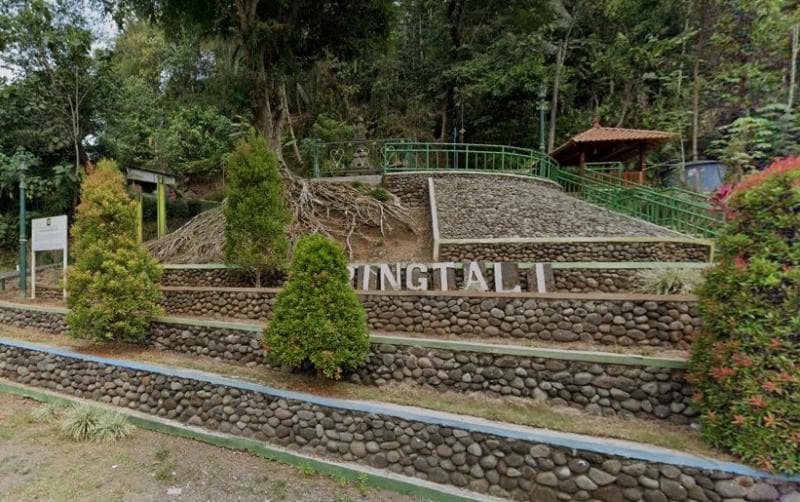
[550,120,673,166]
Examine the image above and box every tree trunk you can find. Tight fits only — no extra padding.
[548,42,566,152]
[280,82,303,164]
[691,0,710,161]
[789,24,799,110]
[439,0,467,142]
[691,58,701,161]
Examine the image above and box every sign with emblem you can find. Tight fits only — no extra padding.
[31,215,68,299]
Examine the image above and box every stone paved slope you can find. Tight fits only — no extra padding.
[434,175,685,239]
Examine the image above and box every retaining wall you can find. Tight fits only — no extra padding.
[161,265,283,288]
[160,289,701,349]
[437,239,712,264]
[356,338,693,423]
[157,263,708,295]
[0,339,797,502]
[0,301,694,421]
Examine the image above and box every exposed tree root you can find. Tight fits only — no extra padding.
[146,204,226,264]
[146,169,416,263]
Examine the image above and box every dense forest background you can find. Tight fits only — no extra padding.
[1,0,799,254]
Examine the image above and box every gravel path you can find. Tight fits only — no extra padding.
[433,176,683,239]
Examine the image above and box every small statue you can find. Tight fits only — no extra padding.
[349,116,372,171]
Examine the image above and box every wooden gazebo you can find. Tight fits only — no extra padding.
[550,119,673,184]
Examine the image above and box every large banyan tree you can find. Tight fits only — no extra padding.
[112,0,393,161]
[116,1,415,262]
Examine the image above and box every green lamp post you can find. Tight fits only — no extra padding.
[18,159,27,298]
[538,84,549,156]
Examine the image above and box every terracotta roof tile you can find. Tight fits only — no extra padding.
[571,126,673,143]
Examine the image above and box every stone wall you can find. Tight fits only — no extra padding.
[553,269,642,293]
[0,304,66,334]
[362,293,699,349]
[148,320,696,423]
[438,240,712,263]
[159,264,700,295]
[158,289,700,349]
[382,172,430,207]
[161,268,282,288]
[151,322,265,366]
[0,301,696,421]
[161,288,277,320]
[1,341,796,502]
[356,344,693,423]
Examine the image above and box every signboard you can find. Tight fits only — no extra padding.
[125,168,176,186]
[31,215,68,300]
[32,216,68,252]
[347,261,554,293]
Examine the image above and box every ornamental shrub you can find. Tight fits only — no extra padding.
[66,160,162,343]
[688,157,800,474]
[264,234,369,379]
[224,131,290,286]
[636,267,704,295]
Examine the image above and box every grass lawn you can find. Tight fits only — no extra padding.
[0,326,731,462]
[0,393,421,502]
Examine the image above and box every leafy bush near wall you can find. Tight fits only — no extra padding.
[66,160,162,343]
[264,234,369,379]
[224,131,290,286]
[689,158,800,474]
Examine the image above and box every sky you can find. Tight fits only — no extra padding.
[0,2,119,81]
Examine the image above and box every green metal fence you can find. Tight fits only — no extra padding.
[550,167,722,237]
[367,140,721,238]
[382,142,559,178]
[311,138,412,178]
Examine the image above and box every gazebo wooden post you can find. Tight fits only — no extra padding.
[579,150,586,192]
[638,142,646,184]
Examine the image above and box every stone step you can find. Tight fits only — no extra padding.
[1,338,797,502]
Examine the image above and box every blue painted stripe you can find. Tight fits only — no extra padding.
[0,337,797,483]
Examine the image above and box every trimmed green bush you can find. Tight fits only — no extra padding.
[688,158,800,474]
[66,159,162,343]
[224,131,290,286]
[264,234,369,379]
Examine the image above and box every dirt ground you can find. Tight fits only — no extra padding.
[346,207,432,263]
[0,393,422,502]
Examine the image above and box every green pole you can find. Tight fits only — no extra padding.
[18,160,27,298]
[156,179,167,238]
[136,191,143,243]
[538,84,547,156]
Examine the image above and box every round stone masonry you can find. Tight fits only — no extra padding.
[0,340,797,502]
[355,343,695,423]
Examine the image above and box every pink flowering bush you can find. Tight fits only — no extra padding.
[688,157,800,474]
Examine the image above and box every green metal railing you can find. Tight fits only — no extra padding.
[311,138,412,178]
[549,167,722,237]
[585,162,625,176]
[321,139,722,238]
[382,142,559,178]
